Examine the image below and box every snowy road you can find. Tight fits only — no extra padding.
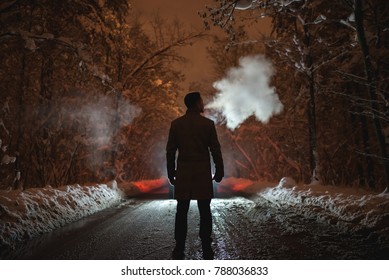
[2,194,388,259]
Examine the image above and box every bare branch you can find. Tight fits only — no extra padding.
[221,1,238,28]
[124,32,207,83]
[266,136,301,174]
[0,0,19,14]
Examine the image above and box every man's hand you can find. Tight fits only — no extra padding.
[168,177,176,186]
[168,169,176,186]
[213,171,223,183]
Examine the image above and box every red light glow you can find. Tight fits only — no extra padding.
[132,178,169,193]
[218,177,254,193]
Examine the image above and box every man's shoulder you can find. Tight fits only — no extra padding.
[171,114,214,126]
[199,114,215,125]
[171,115,186,125]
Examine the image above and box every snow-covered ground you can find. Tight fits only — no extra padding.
[0,178,171,250]
[257,178,389,236]
[0,181,124,249]
[1,177,388,253]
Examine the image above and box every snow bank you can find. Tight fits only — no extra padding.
[217,177,273,194]
[0,181,123,249]
[2,176,388,251]
[253,178,389,235]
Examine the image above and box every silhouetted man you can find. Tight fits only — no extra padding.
[166,91,224,260]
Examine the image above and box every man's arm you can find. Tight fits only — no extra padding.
[209,122,224,182]
[166,122,178,185]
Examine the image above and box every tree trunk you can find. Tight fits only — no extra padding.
[354,0,389,191]
[303,23,320,184]
[350,93,375,187]
[110,42,125,182]
[307,73,319,182]
[13,52,26,190]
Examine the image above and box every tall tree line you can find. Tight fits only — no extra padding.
[0,0,197,189]
[202,0,388,190]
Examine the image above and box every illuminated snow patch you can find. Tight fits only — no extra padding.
[235,0,254,10]
[0,181,123,249]
[256,178,389,234]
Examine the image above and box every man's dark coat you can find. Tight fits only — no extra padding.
[166,109,224,200]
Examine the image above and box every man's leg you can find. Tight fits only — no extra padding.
[173,199,190,259]
[197,199,214,259]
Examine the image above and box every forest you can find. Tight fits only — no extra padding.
[0,0,388,191]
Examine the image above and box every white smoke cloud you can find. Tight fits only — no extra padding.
[206,55,283,130]
[79,96,141,147]
[61,94,141,148]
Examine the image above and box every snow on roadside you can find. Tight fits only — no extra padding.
[0,181,123,250]
[251,177,389,237]
[1,176,388,252]
[219,177,389,241]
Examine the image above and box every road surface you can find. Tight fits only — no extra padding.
[2,194,387,259]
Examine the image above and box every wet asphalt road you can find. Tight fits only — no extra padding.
[2,194,388,260]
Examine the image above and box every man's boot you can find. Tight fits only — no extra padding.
[202,242,214,260]
[172,242,185,260]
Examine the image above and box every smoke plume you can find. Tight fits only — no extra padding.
[206,55,283,130]
[62,93,141,148]
[81,96,141,147]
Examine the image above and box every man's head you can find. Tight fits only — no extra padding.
[184,91,204,113]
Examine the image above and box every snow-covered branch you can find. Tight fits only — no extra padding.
[125,32,206,82]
